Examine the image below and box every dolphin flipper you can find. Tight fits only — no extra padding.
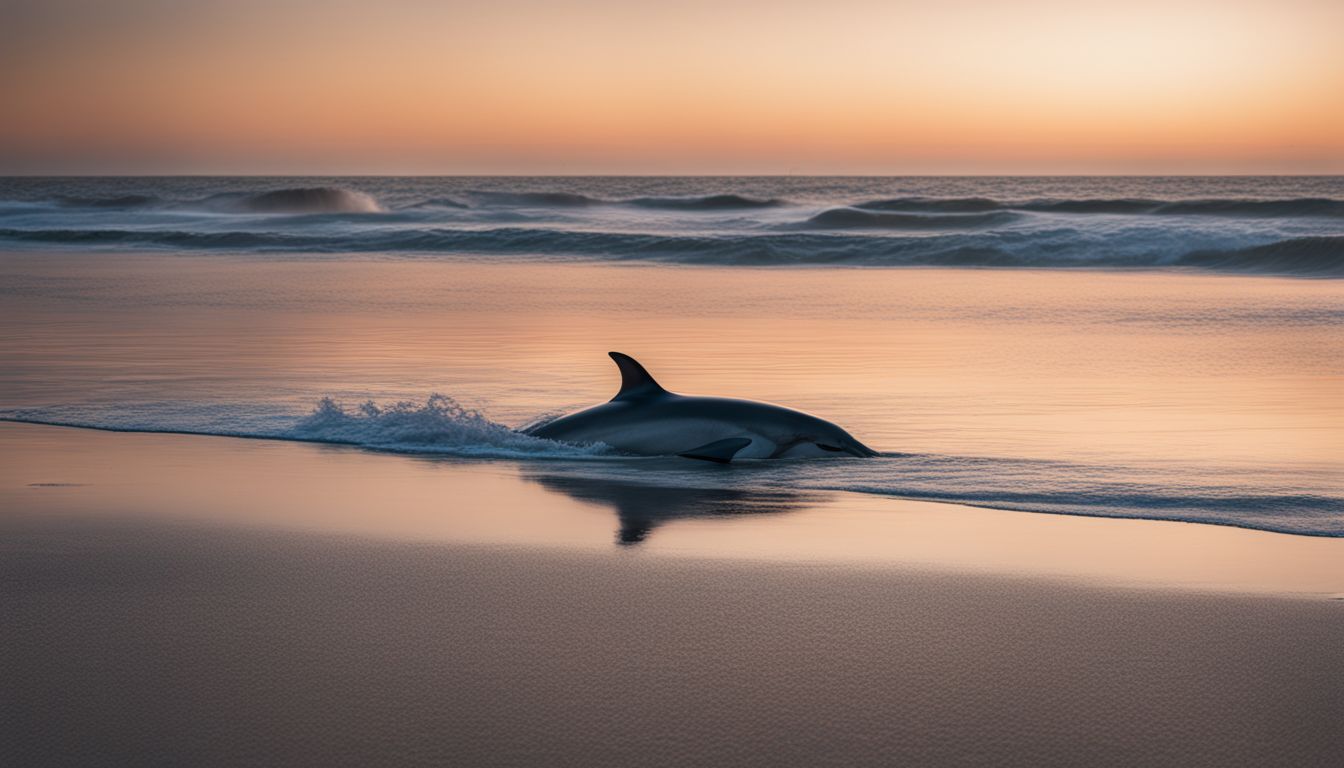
[678,437,753,464]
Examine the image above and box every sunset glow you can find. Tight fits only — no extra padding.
[3,0,1341,174]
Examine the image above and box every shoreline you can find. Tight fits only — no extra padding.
[6,414,1343,541]
[4,421,1342,598]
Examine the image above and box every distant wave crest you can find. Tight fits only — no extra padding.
[48,186,386,214]
[3,226,1341,276]
[460,191,784,210]
[465,191,600,207]
[57,194,162,209]
[801,208,1018,230]
[856,197,1004,213]
[36,188,1340,219]
[856,196,1344,218]
[404,197,469,210]
[218,187,384,214]
[626,194,784,210]
[1151,198,1344,217]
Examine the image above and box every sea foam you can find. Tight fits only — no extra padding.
[288,394,611,458]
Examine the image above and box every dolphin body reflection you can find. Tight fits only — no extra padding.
[526,352,877,463]
[527,472,821,544]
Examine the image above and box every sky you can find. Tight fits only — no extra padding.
[1,0,1341,175]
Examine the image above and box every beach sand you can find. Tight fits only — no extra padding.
[3,422,1343,766]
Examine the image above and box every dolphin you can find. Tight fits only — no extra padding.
[525,352,878,463]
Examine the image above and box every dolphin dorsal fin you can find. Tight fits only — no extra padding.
[608,352,667,401]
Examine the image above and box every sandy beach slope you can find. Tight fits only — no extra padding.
[2,423,1342,766]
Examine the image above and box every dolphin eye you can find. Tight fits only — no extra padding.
[816,443,845,452]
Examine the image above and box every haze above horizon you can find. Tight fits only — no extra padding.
[2,0,1341,175]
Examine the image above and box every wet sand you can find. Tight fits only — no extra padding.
[3,423,1343,766]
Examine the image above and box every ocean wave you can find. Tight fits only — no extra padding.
[3,226,1341,276]
[454,191,785,210]
[1021,199,1161,214]
[19,188,1343,221]
[855,196,1344,218]
[47,187,386,215]
[211,187,384,214]
[0,227,295,249]
[626,194,784,210]
[1176,237,1344,277]
[403,197,470,210]
[856,197,1004,213]
[800,208,1018,230]
[57,194,163,209]
[465,190,601,207]
[1151,198,1344,217]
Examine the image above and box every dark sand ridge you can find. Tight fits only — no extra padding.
[2,423,1343,766]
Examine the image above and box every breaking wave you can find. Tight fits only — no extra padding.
[46,187,386,214]
[214,187,384,214]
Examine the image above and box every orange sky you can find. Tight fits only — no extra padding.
[2,0,1341,174]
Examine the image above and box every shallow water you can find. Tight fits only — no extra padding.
[7,423,1344,595]
[2,249,1340,534]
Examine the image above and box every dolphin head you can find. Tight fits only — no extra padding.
[787,413,880,458]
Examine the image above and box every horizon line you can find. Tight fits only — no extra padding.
[4,172,1343,179]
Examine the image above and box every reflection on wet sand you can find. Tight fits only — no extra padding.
[524,471,826,544]
[3,423,1343,594]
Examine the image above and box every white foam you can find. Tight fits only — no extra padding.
[288,394,611,458]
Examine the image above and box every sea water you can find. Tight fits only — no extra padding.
[1,177,1341,534]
